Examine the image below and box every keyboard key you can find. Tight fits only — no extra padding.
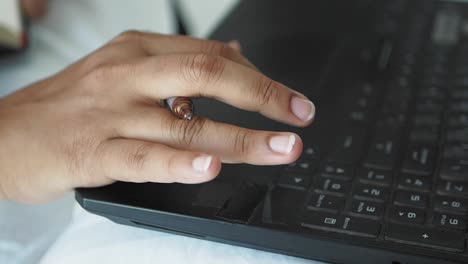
[450,89,468,100]
[439,159,468,181]
[415,99,444,113]
[389,206,425,224]
[433,213,466,230]
[353,183,388,202]
[385,223,465,252]
[314,177,350,196]
[434,196,468,214]
[277,173,310,190]
[437,181,468,198]
[356,167,392,186]
[364,130,400,170]
[447,113,468,127]
[408,128,439,144]
[303,145,319,158]
[416,86,446,99]
[397,174,431,192]
[401,144,436,175]
[319,161,353,180]
[349,200,384,219]
[442,143,468,160]
[286,159,318,174]
[446,128,468,143]
[393,191,428,208]
[301,212,381,238]
[450,100,468,112]
[307,193,345,213]
[349,110,369,123]
[328,126,367,164]
[412,113,441,126]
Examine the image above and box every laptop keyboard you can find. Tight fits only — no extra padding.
[271,1,468,254]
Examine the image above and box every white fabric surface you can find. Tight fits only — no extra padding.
[0,0,323,263]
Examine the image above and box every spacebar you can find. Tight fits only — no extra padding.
[385,223,465,252]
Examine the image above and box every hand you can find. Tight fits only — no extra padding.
[0,31,315,203]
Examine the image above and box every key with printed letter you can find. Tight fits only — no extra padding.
[301,212,381,238]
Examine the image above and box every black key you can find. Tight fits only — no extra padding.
[216,182,265,223]
[401,144,436,175]
[376,113,406,128]
[307,193,345,213]
[356,167,392,186]
[303,145,319,158]
[437,181,468,198]
[277,173,310,190]
[381,99,409,116]
[286,159,318,174]
[446,128,468,143]
[417,86,446,99]
[393,191,428,208]
[412,113,441,126]
[433,213,466,230]
[443,143,468,160]
[364,130,399,170]
[389,206,425,224]
[451,89,468,100]
[450,100,468,112]
[397,174,431,192]
[447,113,468,127]
[353,183,388,202]
[328,126,367,164]
[434,196,468,214]
[349,200,384,219]
[349,110,369,123]
[415,99,444,113]
[439,159,468,181]
[314,177,350,196]
[385,223,465,252]
[408,127,439,144]
[301,212,381,238]
[319,161,353,180]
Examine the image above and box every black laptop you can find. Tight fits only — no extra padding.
[76,0,468,263]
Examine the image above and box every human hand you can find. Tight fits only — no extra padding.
[0,32,315,203]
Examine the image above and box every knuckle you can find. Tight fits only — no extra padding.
[233,129,254,157]
[179,54,226,87]
[126,143,151,171]
[113,30,143,43]
[170,117,208,147]
[253,77,279,106]
[165,152,179,183]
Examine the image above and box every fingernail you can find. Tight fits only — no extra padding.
[227,40,242,52]
[269,134,296,154]
[290,96,315,122]
[192,155,212,172]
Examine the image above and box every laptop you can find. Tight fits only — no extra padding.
[76,0,468,263]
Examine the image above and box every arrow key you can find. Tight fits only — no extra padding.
[277,173,310,190]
